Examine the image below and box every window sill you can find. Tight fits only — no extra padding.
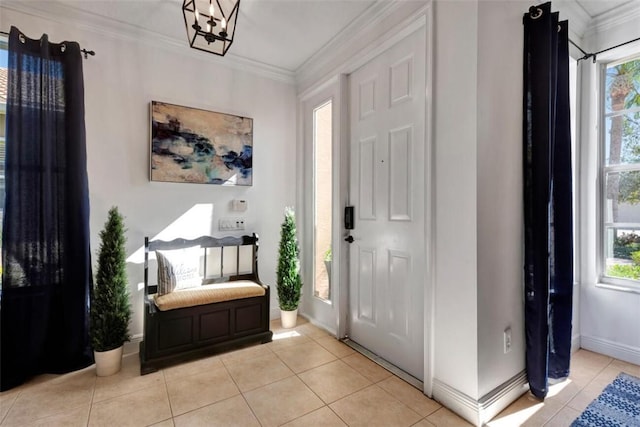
[595,282,640,295]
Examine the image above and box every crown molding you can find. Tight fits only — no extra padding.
[585,0,640,38]
[296,1,427,94]
[554,0,591,41]
[0,1,296,84]
[295,0,396,75]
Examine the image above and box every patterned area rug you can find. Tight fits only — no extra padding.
[571,372,640,426]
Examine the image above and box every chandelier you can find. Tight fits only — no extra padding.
[182,0,240,56]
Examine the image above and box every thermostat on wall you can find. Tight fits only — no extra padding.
[231,199,248,212]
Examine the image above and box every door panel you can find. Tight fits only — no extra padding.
[356,246,376,324]
[358,137,377,220]
[347,26,426,380]
[388,249,411,339]
[389,126,413,221]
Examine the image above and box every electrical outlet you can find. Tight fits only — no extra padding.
[219,218,245,231]
[504,327,512,354]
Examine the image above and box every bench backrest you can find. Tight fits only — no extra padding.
[144,233,262,296]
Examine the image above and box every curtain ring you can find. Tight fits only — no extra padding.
[558,24,561,32]
[529,6,543,19]
[61,43,66,53]
[18,34,25,44]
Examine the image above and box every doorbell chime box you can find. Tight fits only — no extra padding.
[231,199,248,212]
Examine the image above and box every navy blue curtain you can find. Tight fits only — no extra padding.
[523,3,573,399]
[0,27,93,391]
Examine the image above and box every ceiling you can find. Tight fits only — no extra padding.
[2,0,638,75]
[575,0,637,18]
[7,0,379,73]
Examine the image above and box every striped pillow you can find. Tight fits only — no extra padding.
[156,247,202,296]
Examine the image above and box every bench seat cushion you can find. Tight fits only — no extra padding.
[153,280,266,312]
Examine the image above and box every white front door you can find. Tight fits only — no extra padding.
[347,26,426,380]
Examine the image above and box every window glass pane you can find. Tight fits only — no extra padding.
[605,171,640,223]
[605,227,640,281]
[605,58,640,114]
[604,112,640,165]
[313,101,332,301]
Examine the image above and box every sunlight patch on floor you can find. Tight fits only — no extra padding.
[272,330,302,340]
[547,378,572,397]
[487,401,544,426]
[487,379,572,426]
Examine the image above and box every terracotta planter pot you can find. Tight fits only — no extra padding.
[94,345,123,377]
[280,309,298,329]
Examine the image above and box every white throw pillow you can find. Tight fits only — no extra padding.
[156,246,202,295]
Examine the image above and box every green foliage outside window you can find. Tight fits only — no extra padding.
[613,233,640,259]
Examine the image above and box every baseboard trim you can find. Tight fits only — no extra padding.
[124,334,143,356]
[478,371,529,424]
[581,335,640,365]
[571,334,581,354]
[432,370,528,427]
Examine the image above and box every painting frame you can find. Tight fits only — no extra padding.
[150,101,253,186]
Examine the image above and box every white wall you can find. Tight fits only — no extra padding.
[0,7,298,341]
[296,1,529,415]
[476,0,526,398]
[432,0,480,399]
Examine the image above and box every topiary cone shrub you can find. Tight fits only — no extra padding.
[276,207,302,311]
[90,207,132,352]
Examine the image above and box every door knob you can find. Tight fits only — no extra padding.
[344,235,354,243]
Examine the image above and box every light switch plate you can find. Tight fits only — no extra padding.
[219,218,245,231]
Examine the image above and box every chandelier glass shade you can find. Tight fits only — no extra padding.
[182,0,240,56]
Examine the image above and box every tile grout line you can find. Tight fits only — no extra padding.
[0,388,23,426]
[542,356,618,427]
[238,391,264,427]
[160,368,177,422]
[268,325,378,425]
[85,372,98,426]
[327,404,351,427]
[220,354,267,426]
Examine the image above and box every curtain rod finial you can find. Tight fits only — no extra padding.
[81,49,95,59]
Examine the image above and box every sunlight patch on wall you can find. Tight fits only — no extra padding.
[126,203,215,264]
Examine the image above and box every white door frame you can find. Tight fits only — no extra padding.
[297,3,434,396]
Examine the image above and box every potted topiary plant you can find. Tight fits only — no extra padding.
[276,207,303,328]
[90,207,132,376]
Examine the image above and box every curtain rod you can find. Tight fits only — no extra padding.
[0,30,95,59]
[571,36,640,64]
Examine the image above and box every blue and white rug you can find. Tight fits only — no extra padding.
[571,372,640,426]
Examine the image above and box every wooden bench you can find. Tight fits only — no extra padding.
[139,233,273,375]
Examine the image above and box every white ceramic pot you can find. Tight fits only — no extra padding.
[280,309,298,329]
[94,345,123,377]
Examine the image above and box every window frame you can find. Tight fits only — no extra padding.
[0,37,7,284]
[311,98,333,302]
[597,53,640,291]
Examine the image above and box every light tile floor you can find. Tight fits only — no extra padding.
[488,348,640,427]
[0,317,638,426]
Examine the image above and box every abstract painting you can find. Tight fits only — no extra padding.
[150,101,253,185]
